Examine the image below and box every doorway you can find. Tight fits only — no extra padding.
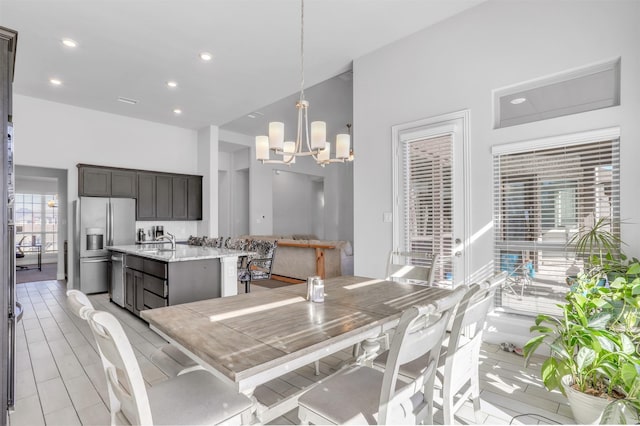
[392,110,470,286]
[15,165,68,282]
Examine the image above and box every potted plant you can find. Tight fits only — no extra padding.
[566,217,624,286]
[524,261,640,424]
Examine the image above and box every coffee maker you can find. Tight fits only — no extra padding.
[152,225,164,240]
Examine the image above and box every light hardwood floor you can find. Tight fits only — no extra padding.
[8,279,574,425]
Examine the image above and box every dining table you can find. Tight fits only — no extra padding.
[140,275,452,423]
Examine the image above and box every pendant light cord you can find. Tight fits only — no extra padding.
[300,0,305,100]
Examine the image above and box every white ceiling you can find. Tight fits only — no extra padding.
[2,0,483,133]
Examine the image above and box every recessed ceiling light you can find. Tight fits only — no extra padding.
[199,52,213,61]
[61,38,77,48]
[167,81,178,88]
[247,111,263,118]
[173,108,182,115]
[510,97,527,105]
[247,114,256,119]
[49,78,62,86]
[117,96,138,105]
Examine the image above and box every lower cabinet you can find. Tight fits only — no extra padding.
[124,255,168,317]
[123,254,221,318]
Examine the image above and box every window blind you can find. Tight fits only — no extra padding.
[402,134,453,283]
[492,137,620,315]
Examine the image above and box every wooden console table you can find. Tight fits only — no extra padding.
[273,241,336,280]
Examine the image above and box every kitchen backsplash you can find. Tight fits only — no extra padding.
[136,220,198,242]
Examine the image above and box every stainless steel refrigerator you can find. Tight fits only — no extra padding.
[74,197,135,294]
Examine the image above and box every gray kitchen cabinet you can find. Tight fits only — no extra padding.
[137,172,156,220]
[123,253,219,318]
[155,174,173,220]
[187,175,203,220]
[78,165,136,198]
[124,254,168,317]
[172,176,188,219]
[77,163,202,220]
[111,169,137,197]
[79,166,111,196]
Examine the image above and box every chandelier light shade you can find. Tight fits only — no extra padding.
[255,0,351,167]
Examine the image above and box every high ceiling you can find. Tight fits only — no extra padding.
[2,0,483,133]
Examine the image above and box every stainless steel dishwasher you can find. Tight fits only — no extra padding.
[110,252,125,307]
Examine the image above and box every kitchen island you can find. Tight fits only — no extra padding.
[108,244,251,318]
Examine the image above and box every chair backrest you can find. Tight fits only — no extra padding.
[16,235,26,258]
[444,272,505,375]
[246,240,278,281]
[87,309,153,425]
[378,285,466,423]
[66,289,94,320]
[386,251,439,285]
[226,237,248,250]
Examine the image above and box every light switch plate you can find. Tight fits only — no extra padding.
[383,212,393,223]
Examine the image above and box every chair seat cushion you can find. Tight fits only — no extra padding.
[298,366,422,425]
[147,370,252,425]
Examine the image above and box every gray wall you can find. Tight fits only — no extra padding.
[272,170,325,237]
[353,0,640,280]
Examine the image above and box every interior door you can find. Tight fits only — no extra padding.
[392,111,469,286]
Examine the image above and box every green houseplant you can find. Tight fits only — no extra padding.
[524,261,640,424]
[566,217,626,284]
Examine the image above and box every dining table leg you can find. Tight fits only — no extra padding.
[357,333,390,366]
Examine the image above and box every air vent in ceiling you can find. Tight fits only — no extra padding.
[494,58,620,129]
[117,96,138,105]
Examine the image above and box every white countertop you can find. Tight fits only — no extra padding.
[107,244,253,263]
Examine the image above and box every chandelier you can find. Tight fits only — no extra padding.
[255,0,351,167]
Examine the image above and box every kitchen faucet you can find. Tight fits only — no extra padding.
[155,232,176,251]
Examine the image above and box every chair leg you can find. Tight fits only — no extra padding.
[245,280,250,293]
[314,360,320,376]
[442,378,454,426]
[471,371,481,422]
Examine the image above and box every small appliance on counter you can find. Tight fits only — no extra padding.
[152,225,164,240]
[137,228,146,242]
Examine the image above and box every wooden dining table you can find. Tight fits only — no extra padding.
[140,275,452,423]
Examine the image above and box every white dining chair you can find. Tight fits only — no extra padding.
[297,286,466,425]
[66,289,201,377]
[86,308,253,426]
[386,251,439,286]
[436,274,502,424]
[372,273,504,424]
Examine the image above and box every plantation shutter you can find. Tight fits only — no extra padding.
[401,134,453,282]
[492,130,620,315]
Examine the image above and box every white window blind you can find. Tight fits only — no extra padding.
[493,136,620,315]
[401,134,453,283]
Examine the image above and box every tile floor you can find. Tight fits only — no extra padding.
[8,279,574,425]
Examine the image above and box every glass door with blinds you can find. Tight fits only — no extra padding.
[492,128,620,316]
[392,111,469,287]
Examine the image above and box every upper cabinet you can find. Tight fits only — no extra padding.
[136,172,156,220]
[78,164,202,221]
[78,165,136,198]
[187,176,202,220]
